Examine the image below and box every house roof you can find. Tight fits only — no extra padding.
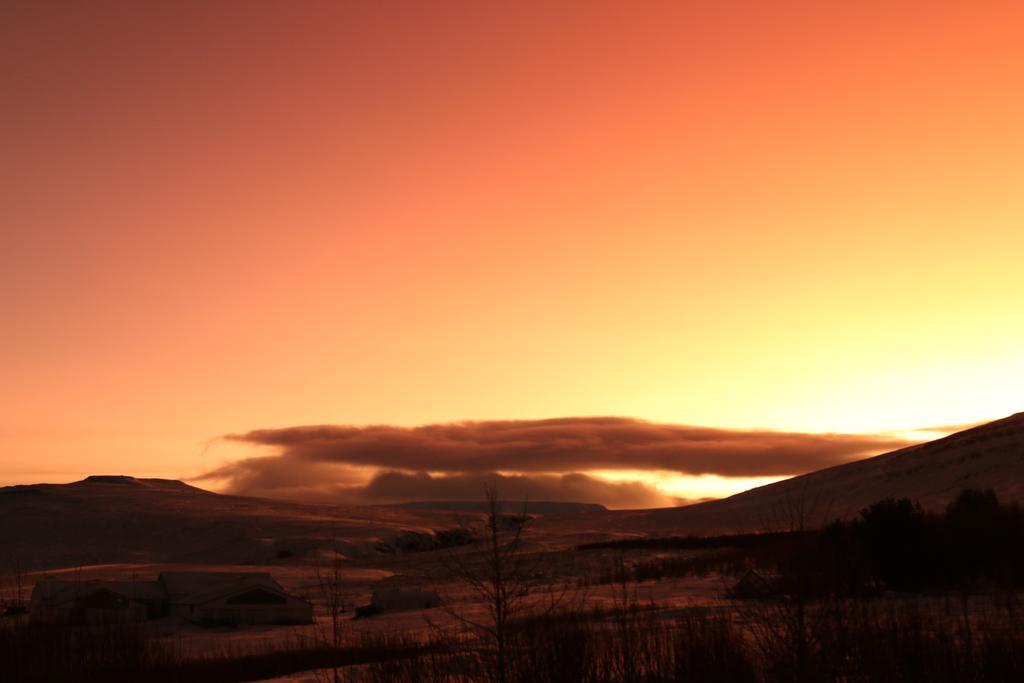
[158,572,285,605]
[197,583,312,607]
[730,569,778,598]
[32,580,165,606]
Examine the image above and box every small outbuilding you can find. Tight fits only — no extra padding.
[30,580,165,624]
[30,571,313,626]
[728,569,779,599]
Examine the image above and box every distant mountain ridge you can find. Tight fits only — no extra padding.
[375,500,607,513]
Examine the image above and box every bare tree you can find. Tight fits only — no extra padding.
[440,484,555,683]
[312,530,353,683]
[608,554,645,682]
[759,477,834,534]
[0,558,8,613]
[16,558,24,610]
[0,555,26,616]
[746,480,838,682]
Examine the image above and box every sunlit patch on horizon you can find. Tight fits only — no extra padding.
[586,469,789,504]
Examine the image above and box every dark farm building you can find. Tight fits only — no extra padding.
[30,571,312,626]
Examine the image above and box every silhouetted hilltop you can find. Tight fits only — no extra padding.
[82,474,148,485]
[375,500,607,514]
[77,475,208,492]
[0,477,478,570]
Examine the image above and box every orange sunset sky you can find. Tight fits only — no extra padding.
[2,2,1023,506]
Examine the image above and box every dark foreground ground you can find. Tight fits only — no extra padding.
[6,487,1024,682]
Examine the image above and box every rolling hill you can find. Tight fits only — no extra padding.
[545,412,1024,538]
[0,475,476,570]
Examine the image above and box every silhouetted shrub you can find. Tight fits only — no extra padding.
[774,489,1024,596]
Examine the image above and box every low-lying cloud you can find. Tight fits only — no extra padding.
[218,417,906,476]
[237,470,676,508]
[199,417,912,508]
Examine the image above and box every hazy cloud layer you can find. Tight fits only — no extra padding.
[200,417,912,507]
[218,417,907,476]
[210,469,676,508]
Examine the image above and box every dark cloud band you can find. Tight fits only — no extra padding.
[198,417,911,508]
[217,417,906,476]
